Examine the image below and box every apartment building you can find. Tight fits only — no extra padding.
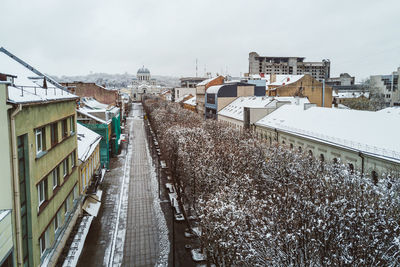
[254,104,400,180]
[0,82,14,267]
[1,47,80,267]
[370,67,400,107]
[249,52,330,81]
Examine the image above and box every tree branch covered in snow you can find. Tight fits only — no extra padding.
[144,98,400,266]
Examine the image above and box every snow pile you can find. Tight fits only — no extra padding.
[62,216,94,267]
[108,117,133,266]
[145,130,170,266]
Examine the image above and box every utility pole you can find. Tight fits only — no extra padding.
[390,72,394,107]
[196,58,198,77]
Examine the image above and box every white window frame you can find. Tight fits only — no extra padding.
[63,159,68,177]
[35,128,44,154]
[52,168,59,189]
[40,229,49,256]
[38,180,45,206]
[71,152,75,168]
[70,116,75,134]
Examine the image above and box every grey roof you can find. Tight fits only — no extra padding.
[137,66,150,74]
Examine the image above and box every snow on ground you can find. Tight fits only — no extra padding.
[107,116,134,266]
[145,127,170,266]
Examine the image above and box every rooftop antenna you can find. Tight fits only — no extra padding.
[196,58,198,77]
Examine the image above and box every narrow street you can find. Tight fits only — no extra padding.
[77,103,168,267]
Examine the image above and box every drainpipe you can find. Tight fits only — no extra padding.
[11,104,23,267]
[358,151,365,176]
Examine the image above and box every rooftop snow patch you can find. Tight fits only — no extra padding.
[219,96,309,121]
[255,105,400,161]
[77,123,102,162]
[7,85,77,104]
[183,96,196,106]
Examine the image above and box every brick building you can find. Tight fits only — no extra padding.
[61,82,119,106]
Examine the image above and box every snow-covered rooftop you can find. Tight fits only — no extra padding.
[255,105,400,161]
[268,75,304,87]
[377,107,400,116]
[219,96,309,121]
[7,85,77,104]
[81,97,110,110]
[77,109,109,124]
[183,96,196,106]
[197,76,222,86]
[0,47,77,104]
[206,85,224,94]
[334,91,370,99]
[77,124,102,163]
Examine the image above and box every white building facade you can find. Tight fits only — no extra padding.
[131,66,161,101]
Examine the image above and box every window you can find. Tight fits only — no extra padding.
[63,158,69,177]
[54,213,59,233]
[70,116,75,133]
[39,230,49,256]
[290,143,293,149]
[64,196,70,216]
[298,146,302,152]
[71,151,75,168]
[35,128,45,154]
[38,178,47,207]
[308,150,313,157]
[320,154,325,162]
[50,122,58,146]
[52,167,60,189]
[371,171,378,185]
[348,163,354,174]
[62,119,68,138]
[73,185,78,200]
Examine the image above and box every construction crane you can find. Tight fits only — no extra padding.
[0,47,68,91]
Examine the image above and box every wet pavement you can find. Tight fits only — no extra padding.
[122,106,159,266]
[77,103,199,267]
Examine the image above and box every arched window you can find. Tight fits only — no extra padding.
[282,140,285,144]
[298,146,302,152]
[320,154,325,162]
[308,150,313,157]
[348,163,354,174]
[290,143,293,149]
[333,158,338,164]
[371,171,378,185]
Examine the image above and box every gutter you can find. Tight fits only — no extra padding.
[11,104,23,266]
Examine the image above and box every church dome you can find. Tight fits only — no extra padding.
[137,66,150,74]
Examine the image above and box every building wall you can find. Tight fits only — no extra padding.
[79,145,100,194]
[370,68,400,107]
[196,76,224,116]
[0,84,13,210]
[271,75,332,107]
[0,83,14,266]
[237,85,256,97]
[62,82,118,106]
[13,100,79,266]
[255,124,399,178]
[249,52,330,81]
[216,97,236,112]
[174,87,196,101]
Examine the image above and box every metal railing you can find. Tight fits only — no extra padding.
[276,123,400,160]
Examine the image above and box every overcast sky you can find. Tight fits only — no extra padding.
[1,0,399,81]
